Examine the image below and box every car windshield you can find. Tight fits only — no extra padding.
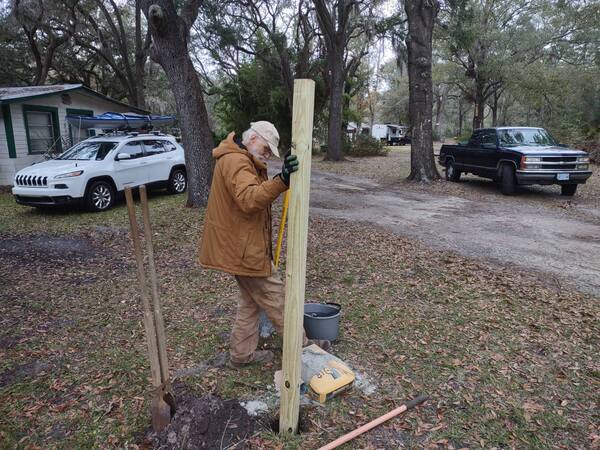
[498,129,556,146]
[57,141,118,160]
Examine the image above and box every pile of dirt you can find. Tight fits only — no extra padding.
[144,388,256,449]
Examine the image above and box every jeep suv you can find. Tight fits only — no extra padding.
[12,132,187,211]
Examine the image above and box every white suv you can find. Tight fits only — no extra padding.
[12,132,187,212]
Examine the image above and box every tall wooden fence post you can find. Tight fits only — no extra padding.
[280,79,315,435]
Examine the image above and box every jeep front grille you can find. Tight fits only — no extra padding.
[15,175,48,187]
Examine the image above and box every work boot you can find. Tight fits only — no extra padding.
[227,350,274,369]
[305,339,332,352]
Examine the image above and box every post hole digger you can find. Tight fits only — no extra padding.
[125,185,175,431]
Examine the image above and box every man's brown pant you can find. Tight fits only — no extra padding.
[230,264,308,363]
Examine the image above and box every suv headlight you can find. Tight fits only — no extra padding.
[54,170,84,179]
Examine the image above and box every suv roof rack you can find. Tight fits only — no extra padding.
[88,130,172,140]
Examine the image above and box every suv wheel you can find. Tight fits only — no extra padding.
[86,180,115,212]
[446,160,461,182]
[168,168,187,194]
[500,164,516,195]
[561,184,577,196]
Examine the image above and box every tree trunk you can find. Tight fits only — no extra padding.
[434,85,447,142]
[490,87,503,127]
[142,0,213,207]
[134,0,148,109]
[405,0,439,181]
[473,79,485,129]
[501,98,509,126]
[457,99,463,136]
[313,0,353,162]
[325,58,345,161]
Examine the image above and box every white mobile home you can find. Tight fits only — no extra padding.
[0,84,148,186]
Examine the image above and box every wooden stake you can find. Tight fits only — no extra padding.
[280,79,315,435]
[124,187,161,387]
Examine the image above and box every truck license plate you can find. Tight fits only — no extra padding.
[557,173,570,181]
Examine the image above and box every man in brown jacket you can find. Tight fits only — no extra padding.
[199,121,330,368]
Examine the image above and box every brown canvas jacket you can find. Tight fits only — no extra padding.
[198,132,287,277]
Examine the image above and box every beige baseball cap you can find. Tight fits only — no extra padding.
[250,121,280,158]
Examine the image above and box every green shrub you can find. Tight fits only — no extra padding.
[345,135,389,157]
[555,126,600,163]
[576,134,600,163]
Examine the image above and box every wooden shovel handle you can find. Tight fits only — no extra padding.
[125,186,161,387]
[318,395,428,450]
[274,190,290,268]
[139,186,170,384]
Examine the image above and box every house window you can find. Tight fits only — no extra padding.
[23,105,61,154]
[26,111,55,154]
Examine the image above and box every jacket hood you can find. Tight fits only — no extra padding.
[213,132,267,170]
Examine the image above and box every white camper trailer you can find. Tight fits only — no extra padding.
[371,123,410,145]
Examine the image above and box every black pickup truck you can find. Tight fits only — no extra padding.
[439,127,592,196]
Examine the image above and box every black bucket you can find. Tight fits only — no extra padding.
[303,302,341,341]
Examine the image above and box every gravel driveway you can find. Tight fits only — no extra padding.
[308,169,600,296]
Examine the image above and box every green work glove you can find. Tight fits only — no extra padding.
[279,154,299,186]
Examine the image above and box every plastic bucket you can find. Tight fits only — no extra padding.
[304,303,341,341]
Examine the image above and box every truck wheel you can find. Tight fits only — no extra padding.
[561,184,577,196]
[85,180,115,212]
[500,164,516,195]
[167,168,187,194]
[445,160,461,182]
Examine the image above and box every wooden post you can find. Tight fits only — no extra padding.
[280,79,315,435]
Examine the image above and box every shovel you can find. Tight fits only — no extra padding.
[125,185,175,431]
[258,190,290,336]
[274,190,290,268]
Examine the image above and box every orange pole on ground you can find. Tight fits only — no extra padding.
[317,395,428,450]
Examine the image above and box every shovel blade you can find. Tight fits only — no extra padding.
[150,384,176,432]
[151,396,171,432]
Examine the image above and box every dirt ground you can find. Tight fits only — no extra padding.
[0,151,598,449]
[312,146,600,296]
[144,384,255,450]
